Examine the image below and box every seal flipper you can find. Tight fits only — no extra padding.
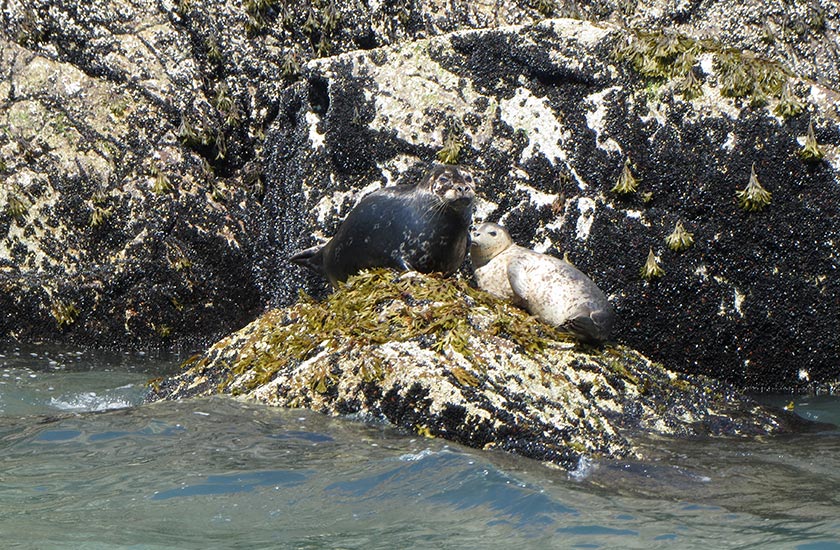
[289,245,327,276]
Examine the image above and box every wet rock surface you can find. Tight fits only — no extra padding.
[147,270,810,471]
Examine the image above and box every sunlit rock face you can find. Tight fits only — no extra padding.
[1,0,839,390]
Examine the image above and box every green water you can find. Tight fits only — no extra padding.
[1,343,839,549]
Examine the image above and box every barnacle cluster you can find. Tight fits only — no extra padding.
[736,163,772,211]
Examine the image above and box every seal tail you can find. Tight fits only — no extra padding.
[289,245,326,276]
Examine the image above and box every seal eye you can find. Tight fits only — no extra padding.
[438,176,450,185]
[489,231,497,237]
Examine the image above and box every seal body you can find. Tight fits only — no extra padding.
[470,222,614,343]
[291,164,475,286]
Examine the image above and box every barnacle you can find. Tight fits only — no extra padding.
[665,220,694,252]
[640,248,664,280]
[798,121,824,162]
[736,163,771,211]
[611,157,638,195]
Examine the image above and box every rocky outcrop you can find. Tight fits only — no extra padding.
[148,270,808,471]
[260,18,840,392]
[1,0,838,390]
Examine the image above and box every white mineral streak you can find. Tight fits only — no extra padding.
[334,39,498,150]
[625,209,651,227]
[472,196,499,224]
[585,87,623,154]
[305,111,326,149]
[734,288,745,317]
[499,87,569,165]
[541,17,611,46]
[515,182,557,207]
[575,197,596,241]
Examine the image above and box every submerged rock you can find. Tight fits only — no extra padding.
[147,270,805,471]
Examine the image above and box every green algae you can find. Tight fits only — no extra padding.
[436,132,463,164]
[640,248,664,280]
[736,163,772,211]
[216,270,572,393]
[665,219,694,252]
[611,157,639,195]
[798,121,825,162]
[51,299,79,328]
[613,29,801,111]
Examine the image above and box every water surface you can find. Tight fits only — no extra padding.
[1,343,838,549]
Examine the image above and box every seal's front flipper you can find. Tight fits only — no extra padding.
[289,245,326,275]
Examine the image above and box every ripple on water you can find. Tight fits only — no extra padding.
[1,346,839,549]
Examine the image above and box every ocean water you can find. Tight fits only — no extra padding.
[1,342,839,549]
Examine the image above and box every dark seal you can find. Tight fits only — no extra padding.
[290,164,476,286]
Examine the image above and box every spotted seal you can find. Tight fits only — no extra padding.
[291,164,475,286]
[470,222,614,343]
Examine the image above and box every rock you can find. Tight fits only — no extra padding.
[259,18,840,392]
[147,270,809,471]
[1,0,838,390]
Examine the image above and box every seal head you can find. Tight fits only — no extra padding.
[470,222,615,343]
[291,164,475,286]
